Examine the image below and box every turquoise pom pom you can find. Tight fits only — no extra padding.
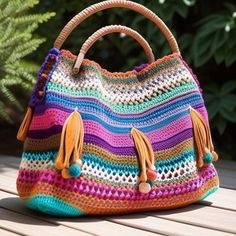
[68,163,81,178]
[203,152,213,164]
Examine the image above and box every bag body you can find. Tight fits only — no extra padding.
[16,1,219,216]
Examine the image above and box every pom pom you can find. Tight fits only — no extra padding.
[203,152,213,164]
[68,163,82,178]
[139,182,151,194]
[212,151,218,161]
[146,169,157,181]
[61,169,71,179]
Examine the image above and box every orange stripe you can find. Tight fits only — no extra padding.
[17,176,219,214]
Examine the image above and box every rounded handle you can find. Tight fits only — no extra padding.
[73,25,155,74]
[54,0,180,54]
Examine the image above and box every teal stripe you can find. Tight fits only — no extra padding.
[22,151,55,161]
[26,195,84,216]
[22,149,195,175]
[46,81,198,113]
[82,149,195,175]
[200,186,219,200]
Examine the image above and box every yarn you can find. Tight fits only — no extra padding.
[16,48,219,216]
[190,107,218,168]
[17,107,33,141]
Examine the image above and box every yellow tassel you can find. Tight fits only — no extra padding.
[190,107,218,168]
[131,128,157,194]
[17,107,33,141]
[55,110,84,178]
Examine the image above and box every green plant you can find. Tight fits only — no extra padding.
[192,4,236,67]
[204,80,236,134]
[0,0,55,122]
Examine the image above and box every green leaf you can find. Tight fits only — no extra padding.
[211,30,228,54]
[220,108,236,123]
[216,115,227,135]
[221,80,236,94]
[207,101,220,120]
[221,95,236,111]
[193,33,214,67]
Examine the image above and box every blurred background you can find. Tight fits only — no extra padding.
[0,0,235,160]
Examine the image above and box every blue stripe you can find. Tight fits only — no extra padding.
[83,109,189,133]
[44,92,203,125]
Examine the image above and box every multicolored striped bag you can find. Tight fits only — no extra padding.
[16,0,219,216]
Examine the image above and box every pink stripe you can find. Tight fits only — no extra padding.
[83,116,192,146]
[17,165,217,201]
[29,111,193,146]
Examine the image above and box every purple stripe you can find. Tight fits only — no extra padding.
[28,125,61,139]
[83,129,192,154]
[26,128,192,154]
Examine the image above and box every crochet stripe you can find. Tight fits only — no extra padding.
[17,49,218,215]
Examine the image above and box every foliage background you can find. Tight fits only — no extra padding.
[1,0,236,160]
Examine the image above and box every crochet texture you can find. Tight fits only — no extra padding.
[16,48,219,216]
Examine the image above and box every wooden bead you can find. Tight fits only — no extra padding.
[139,182,151,194]
[37,91,44,97]
[41,73,47,81]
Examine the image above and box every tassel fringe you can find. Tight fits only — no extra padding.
[131,128,157,194]
[55,110,84,179]
[190,107,218,168]
[17,107,33,142]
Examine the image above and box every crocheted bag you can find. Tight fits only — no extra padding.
[16,0,219,216]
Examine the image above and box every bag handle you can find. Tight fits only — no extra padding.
[54,0,180,54]
[73,25,155,74]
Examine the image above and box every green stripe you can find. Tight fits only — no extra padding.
[47,81,198,113]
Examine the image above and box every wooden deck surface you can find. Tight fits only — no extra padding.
[0,156,236,236]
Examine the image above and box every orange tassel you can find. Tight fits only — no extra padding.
[131,128,157,194]
[190,107,218,168]
[17,107,33,141]
[55,110,84,178]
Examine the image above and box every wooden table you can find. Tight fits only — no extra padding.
[0,156,236,236]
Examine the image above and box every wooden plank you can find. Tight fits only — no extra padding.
[52,217,160,236]
[0,208,92,236]
[0,191,158,236]
[0,166,18,178]
[0,156,20,169]
[106,214,234,236]
[148,205,236,234]
[197,187,236,211]
[215,168,236,190]
[215,160,236,171]
[214,160,236,190]
[0,174,17,194]
[0,228,22,236]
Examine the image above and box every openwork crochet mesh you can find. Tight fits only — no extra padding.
[17,48,219,216]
